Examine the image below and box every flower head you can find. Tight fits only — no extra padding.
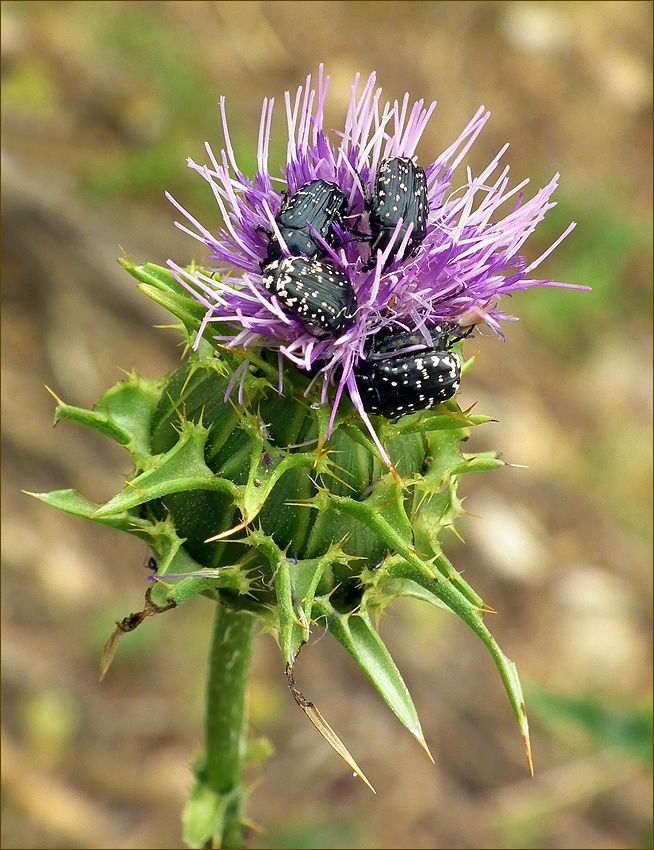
[168,66,586,463]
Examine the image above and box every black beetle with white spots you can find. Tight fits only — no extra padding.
[354,324,461,418]
[262,256,357,336]
[366,156,428,266]
[263,179,348,266]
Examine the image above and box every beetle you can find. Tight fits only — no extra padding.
[261,256,357,336]
[365,157,428,267]
[263,179,348,266]
[354,323,461,417]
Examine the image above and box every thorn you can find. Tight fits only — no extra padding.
[180,368,195,395]
[417,732,436,764]
[462,508,483,520]
[415,490,430,513]
[523,734,534,776]
[205,517,250,542]
[322,469,355,490]
[44,385,64,406]
[445,524,465,544]
[124,480,145,495]
[242,817,265,835]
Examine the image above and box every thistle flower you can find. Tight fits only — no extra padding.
[33,67,589,849]
[167,66,587,463]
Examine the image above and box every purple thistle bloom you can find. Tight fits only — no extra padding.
[167,66,587,466]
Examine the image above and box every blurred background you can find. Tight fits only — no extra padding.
[2,2,652,848]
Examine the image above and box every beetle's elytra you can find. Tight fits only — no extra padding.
[263,180,348,265]
[262,256,357,336]
[366,157,428,266]
[355,324,460,417]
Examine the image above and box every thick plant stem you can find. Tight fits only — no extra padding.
[205,603,255,849]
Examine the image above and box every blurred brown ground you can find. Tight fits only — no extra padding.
[1,2,652,848]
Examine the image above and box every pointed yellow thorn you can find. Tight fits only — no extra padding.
[205,517,250,542]
[44,385,64,406]
[124,479,145,495]
[417,731,436,764]
[180,368,195,395]
[462,508,483,520]
[523,733,534,776]
[241,817,265,835]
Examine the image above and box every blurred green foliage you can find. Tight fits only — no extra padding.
[530,687,653,767]
[260,818,362,850]
[518,190,652,350]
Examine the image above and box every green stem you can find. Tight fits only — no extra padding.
[204,603,256,849]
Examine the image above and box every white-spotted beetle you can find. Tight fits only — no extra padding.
[354,323,461,417]
[263,180,348,265]
[365,157,428,267]
[262,256,357,336]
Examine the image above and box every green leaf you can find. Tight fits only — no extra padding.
[182,780,230,850]
[314,598,432,759]
[137,282,205,335]
[92,420,239,517]
[381,576,453,612]
[382,557,533,774]
[119,259,187,295]
[93,374,164,466]
[119,260,235,344]
[51,373,164,468]
[54,403,132,446]
[391,410,493,436]
[454,451,505,474]
[24,489,150,534]
[273,556,307,666]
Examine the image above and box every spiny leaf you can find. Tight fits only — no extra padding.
[390,410,493,436]
[383,558,533,773]
[315,598,433,761]
[24,489,150,533]
[137,282,206,336]
[119,259,186,293]
[51,374,164,469]
[273,556,309,666]
[92,421,239,517]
